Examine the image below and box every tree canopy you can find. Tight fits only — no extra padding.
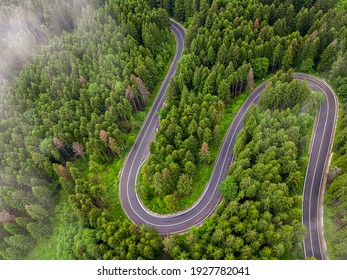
[0,0,172,260]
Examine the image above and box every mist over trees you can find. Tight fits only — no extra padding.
[0,0,172,259]
[0,0,104,111]
[0,0,104,121]
[0,0,346,260]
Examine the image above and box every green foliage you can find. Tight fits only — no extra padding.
[252,57,270,79]
[25,205,49,221]
[1,0,346,261]
[219,176,238,201]
[163,75,315,260]
[137,92,247,213]
[147,0,345,216]
[299,58,315,73]
[0,0,173,260]
[318,41,339,72]
[0,0,105,78]
[259,71,319,113]
[26,222,52,241]
[325,29,347,257]
[336,0,347,11]
[330,52,347,98]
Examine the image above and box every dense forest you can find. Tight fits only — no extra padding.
[0,0,103,81]
[0,0,105,116]
[148,0,346,259]
[323,0,347,259]
[140,0,346,213]
[0,0,346,260]
[162,72,321,259]
[0,0,172,259]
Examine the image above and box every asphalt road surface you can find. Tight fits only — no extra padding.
[293,74,338,260]
[119,20,338,259]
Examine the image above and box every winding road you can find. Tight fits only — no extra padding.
[295,73,338,260]
[119,20,338,259]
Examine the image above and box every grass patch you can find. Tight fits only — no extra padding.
[27,32,176,259]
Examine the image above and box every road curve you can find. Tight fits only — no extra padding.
[293,74,338,260]
[119,20,338,258]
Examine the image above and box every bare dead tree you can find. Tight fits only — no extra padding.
[135,76,150,105]
[53,137,70,157]
[72,142,87,162]
[125,85,137,111]
[310,29,318,42]
[0,211,16,224]
[247,67,254,90]
[254,18,259,30]
[79,76,87,85]
[99,130,108,144]
[57,165,71,180]
[108,137,120,157]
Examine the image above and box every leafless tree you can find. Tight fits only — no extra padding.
[99,130,108,144]
[310,29,318,42]
[72,142,85,157]
[125,85,137,110]
[79,76,87,85]
[254,18,259,30]
[0,211,16,224]
[135,76,150,105]
[57,165,71,180]
[53,137,70,157]
[247,67,254,90]
[72,142,87,162]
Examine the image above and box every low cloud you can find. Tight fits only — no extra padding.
[0,0,99,97]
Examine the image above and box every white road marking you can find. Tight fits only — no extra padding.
[120,24,338,245]
[295,74,337,259]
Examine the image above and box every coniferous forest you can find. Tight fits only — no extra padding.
[0,0,347,260]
